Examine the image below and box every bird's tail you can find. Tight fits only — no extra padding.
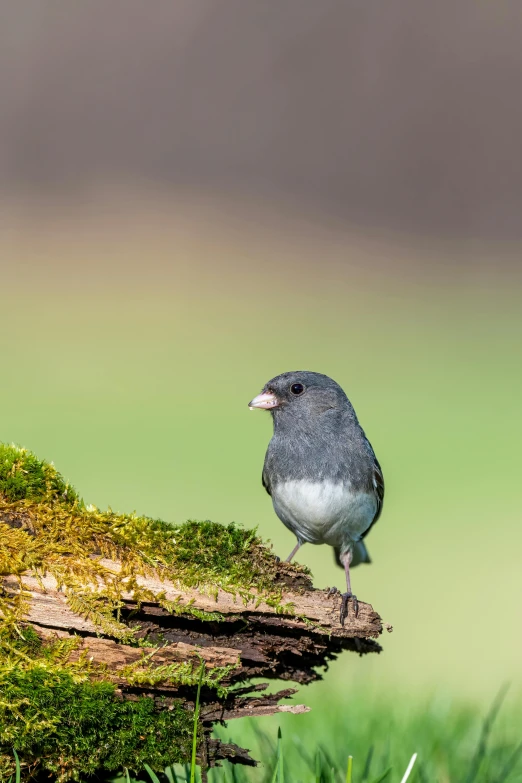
[334,541,371,569]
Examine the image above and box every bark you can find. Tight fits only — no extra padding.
[1,512,388,771]
[3,565,383,684]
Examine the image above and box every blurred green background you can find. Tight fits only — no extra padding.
[2,196,521,706]
[1,3,522,776]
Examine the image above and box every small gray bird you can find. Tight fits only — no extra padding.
[248,371,384,624]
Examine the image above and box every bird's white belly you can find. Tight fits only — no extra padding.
[272,480,376,547]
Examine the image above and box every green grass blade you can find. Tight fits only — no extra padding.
[367,768,392,783]
[144,763,161,783]
[190,658,206,783]
[13,749,21,783]
[315,749,321,782]
[346,755,353,783]
[465,684,509,783]
[490,741,522,783]
[271,728,284,783]
[270,754,278,781]
[278,727,284,783]
[399,754,417,783]
[165,766,178,783]
[361,746,374,782]
[415,761,430,783]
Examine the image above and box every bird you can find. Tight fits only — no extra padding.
[248,370,384,624]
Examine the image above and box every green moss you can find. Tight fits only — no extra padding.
[0,664,193,781]
[0,444,77,504]
[0,442,307,780]
[116,516,282,596]
[0,442,296,643]
[121,654,236,694]
[0,631,226,780]
[0,443,284,598]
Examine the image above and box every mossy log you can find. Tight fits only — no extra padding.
[0,444,386,781]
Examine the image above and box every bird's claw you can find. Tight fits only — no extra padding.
[339,592,359,625]
[327,586,339,597]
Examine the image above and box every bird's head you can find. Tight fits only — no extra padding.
[248,371,348,423]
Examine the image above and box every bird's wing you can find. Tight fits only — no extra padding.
[371,456,385,522]
[362,453,385,538]
[262,466,272,496]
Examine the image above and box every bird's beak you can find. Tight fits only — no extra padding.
[248,391,280,410]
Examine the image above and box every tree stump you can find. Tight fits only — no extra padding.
[0,444,386,781]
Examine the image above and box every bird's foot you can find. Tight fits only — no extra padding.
[339,591,359,625]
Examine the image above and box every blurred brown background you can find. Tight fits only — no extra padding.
[2,0,522,241]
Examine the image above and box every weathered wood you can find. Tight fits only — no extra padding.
[3,562,382,638]
[34,627,241,673]
[1,507,388,773]
[205,738,257,770]
[4,565,383,687]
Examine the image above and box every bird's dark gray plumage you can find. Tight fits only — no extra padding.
[248,370,384,623]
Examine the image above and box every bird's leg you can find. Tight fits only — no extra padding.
[339,550,359,624]
[285,539,303,563]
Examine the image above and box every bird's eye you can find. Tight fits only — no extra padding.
[290,383,305,396]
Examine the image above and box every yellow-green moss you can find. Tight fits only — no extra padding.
[0,443,291,640]
[0,443,304,781]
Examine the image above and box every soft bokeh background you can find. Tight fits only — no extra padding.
[1,1,521,771]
